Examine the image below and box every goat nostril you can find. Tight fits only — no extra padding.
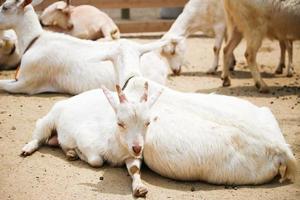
[132,146,142,155]
[172,68,181,76]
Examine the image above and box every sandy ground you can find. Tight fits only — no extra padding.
[0,37,299,200]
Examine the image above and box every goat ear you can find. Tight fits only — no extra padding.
[116,85,128,104]
[21,0,32,8]
[56,2,67,10]
[148,88,163,108]
[138,39,169,56]
[102,85,118,112]
[140,82,148,102]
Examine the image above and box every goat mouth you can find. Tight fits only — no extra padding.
[172,68,181,76]
[131,152,143,159]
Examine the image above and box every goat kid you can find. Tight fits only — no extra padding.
[40,0,120,40]
[21,82,162,197]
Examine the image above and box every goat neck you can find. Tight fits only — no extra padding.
[14,5,43,54]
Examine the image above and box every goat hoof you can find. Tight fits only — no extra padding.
[133,185,148,198]
[287,73,293,78]
[275,63,285,74]
[20,151,31,157]
[20,140,39,157]
[222,77,231,87]
[66,150,79,161]
[257,84,269,93]
[206,67,217,74]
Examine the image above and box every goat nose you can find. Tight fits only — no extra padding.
[172,68,181,76]
[132,146,142,155]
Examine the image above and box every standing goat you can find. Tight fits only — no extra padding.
[162,0,295,77]
[0,0,169,95]
[0,29,20,69]
[222,0,300,92]
[40,0,120,40]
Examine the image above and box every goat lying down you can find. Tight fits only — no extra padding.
[0,29,20,69]
[22,38,296,196]
[40,0,120,40]
[22,76,297,195]
[0,0,169,94]
[21,82,161,197]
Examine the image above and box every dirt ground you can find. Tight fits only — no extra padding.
[0,37,299,200]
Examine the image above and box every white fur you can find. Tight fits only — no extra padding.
[222,0,300,92]
[22,34,296,196]
[0,29,20,69]
[0,1,169,94]
[40,1,120,40]
[161,0,235,74]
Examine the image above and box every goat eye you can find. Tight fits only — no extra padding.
[145,121,151,127]
[117,122,126,129]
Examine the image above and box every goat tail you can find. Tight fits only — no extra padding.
[278,145,297,183]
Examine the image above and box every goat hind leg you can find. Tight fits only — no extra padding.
[286,40,294,77]
[244,35,269,93]
[0,79,31,94]
[21,115,55,156]
[275,41,286,74]
[222,27,242,87]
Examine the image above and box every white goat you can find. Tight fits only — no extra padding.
[0,29,20,69]
[222,0,300,92]
[40,0,120,40]
[21,82,162,197]
[22,37,296,196]
[161,0,236,75]
[0,0,169,95]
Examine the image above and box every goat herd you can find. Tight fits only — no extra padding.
[0,0,299,198]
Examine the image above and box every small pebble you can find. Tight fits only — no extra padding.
[99,176,104,181]
[270,101,274,104]
[11,126,16,130]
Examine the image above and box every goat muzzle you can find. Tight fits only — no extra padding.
[132,145,142,155]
